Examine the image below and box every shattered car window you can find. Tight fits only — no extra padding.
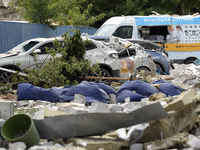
[85,42,97,51]
[9,41,39,53]
[38,42,54,54]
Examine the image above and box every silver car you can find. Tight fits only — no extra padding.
[0,37,121,85]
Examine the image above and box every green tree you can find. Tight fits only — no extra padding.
[81,0,148,27]
[26,29,99,88]
[141,0,200,16]
[10,0,105,29]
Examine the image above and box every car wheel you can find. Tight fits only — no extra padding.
[155,63,164,75]
[0,71,11,83]
[136,67,149,72]
[89,68,112,86]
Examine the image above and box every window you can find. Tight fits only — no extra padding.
[95,25,116,36]
[23,41,39,52]
[112,26,133,39]
[38,42,54,54]
[85,42,97,51]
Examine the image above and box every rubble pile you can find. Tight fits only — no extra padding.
[1,63,200,149]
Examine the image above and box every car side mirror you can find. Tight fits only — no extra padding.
[32,49,41,54]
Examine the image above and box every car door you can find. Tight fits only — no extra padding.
[84,42,98,65]
[25,42,53,70]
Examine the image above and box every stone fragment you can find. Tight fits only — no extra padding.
[129,143,143,150]
[116,128,126,140]
[126,123,149,142]
[122,102,146,112]
[9,142,26,150]
[64,107,89,115]
[70,94,86,104]
[109,94,117,104]
[148,92,165,101]
[57,103,87,109]
[72,137,129,150]
[36,100,51,106]
[109,105,124,113]
[43,109,69,118]
[88,103,111,113]
[1,93,15,100]
[186,134,200,149]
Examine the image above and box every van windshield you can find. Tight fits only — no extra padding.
[95,25,116,36]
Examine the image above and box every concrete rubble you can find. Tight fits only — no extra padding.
[1,63,200,149]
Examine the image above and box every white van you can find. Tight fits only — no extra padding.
[94,14,200,64]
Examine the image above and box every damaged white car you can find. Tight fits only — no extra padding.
[0,37,121,85]
[98,36,156,78]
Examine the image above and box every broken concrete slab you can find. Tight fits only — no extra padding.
[164,89,197,112]
[71,137,129,150]
[135,89,200,143]
[144,133,188,150]
[33,102,168,139]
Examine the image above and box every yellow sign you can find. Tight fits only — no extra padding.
[165,43,200,51]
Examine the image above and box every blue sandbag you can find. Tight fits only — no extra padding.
[117,80,159,97]
[59,81,110,104]
[116,90,146,103]
[151,79,182,96]
[17,83,62,102]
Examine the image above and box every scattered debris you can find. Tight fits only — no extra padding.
[1,63,200,149]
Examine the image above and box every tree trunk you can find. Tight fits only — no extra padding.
[179,3,185,15]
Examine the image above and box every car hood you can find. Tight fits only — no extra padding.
[0,53,19,58]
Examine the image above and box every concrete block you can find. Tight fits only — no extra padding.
[0,101,14,120]
[17,101,29,107]
[36,100,51,106]
[109,94,117,104]
[88,103,111,113]
[109,105,124,113]
[70,94,86,104]
[129,143,143,150]
[164,89,198,112]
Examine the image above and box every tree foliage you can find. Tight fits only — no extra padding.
[10,0,105,29]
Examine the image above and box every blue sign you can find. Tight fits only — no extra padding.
[135,17,200,25]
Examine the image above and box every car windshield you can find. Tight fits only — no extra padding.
[8,41,39,54]
[94,25,116,36]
